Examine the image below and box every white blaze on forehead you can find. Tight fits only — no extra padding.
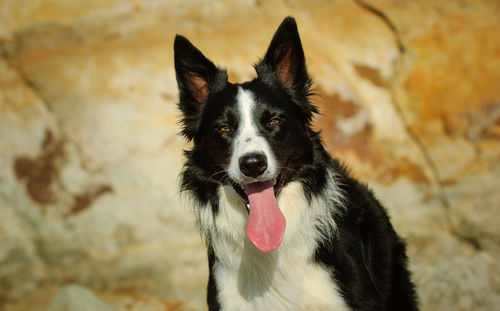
[228,87,277,182]
[238,89,260,152]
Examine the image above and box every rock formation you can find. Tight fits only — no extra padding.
[1,1,499,310]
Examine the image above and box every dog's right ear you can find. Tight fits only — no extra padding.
[256,17,311,97]
[174,35,227,140]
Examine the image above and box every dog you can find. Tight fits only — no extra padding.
[174,16,418,311]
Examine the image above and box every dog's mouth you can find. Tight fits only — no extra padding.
[230,171,287,253]
[231,172,286,212]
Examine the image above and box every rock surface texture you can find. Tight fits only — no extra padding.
[0,1,499,310]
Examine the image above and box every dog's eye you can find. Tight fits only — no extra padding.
[269,118,281,126]
[217,125,232,133]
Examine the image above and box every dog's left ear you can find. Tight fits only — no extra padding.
[174,35,228,140]
[256,17,311,96]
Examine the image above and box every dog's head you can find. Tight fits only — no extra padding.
[175,17,319,252]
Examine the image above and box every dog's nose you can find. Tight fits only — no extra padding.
[239,153,267,178]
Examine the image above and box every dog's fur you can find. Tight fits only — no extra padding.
[174,17,418,311]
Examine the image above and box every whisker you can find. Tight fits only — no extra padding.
[276,166,299,173]
[207,169,228,180]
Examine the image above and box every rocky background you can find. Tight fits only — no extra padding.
[0,0,499,310]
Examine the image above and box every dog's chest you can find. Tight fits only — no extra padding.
[214,254,348,311]
[207,181,349,310]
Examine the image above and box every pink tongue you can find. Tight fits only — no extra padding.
[245,181,286,253]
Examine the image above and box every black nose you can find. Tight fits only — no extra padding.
[239,153,267,178]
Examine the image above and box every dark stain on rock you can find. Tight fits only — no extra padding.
[314,90,361,121]
[466,102,500,141]
[104,32,121,42]
[313,87,428,184]
[313,88,380,162]
[442,101,500,141]
[162,92,174,101]
[66,184,114,217]
[14,129,64,206]
[377,158,430,184]
[0,278,12,304]
[354,64,389,88]
[41,128,53,149]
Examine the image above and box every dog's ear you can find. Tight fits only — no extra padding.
[174,35,227,139]
[256,17,311,95]
[256,17,316,123]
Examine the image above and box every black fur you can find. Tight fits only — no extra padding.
[314,159,418,310]
[174,16,418,310]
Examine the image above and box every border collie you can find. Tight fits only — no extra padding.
[174,17,418,311]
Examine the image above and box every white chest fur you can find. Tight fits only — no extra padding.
[199,179,349,311]
[214,248,348,311]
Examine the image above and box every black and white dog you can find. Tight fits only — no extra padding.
[174,17,418,311]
